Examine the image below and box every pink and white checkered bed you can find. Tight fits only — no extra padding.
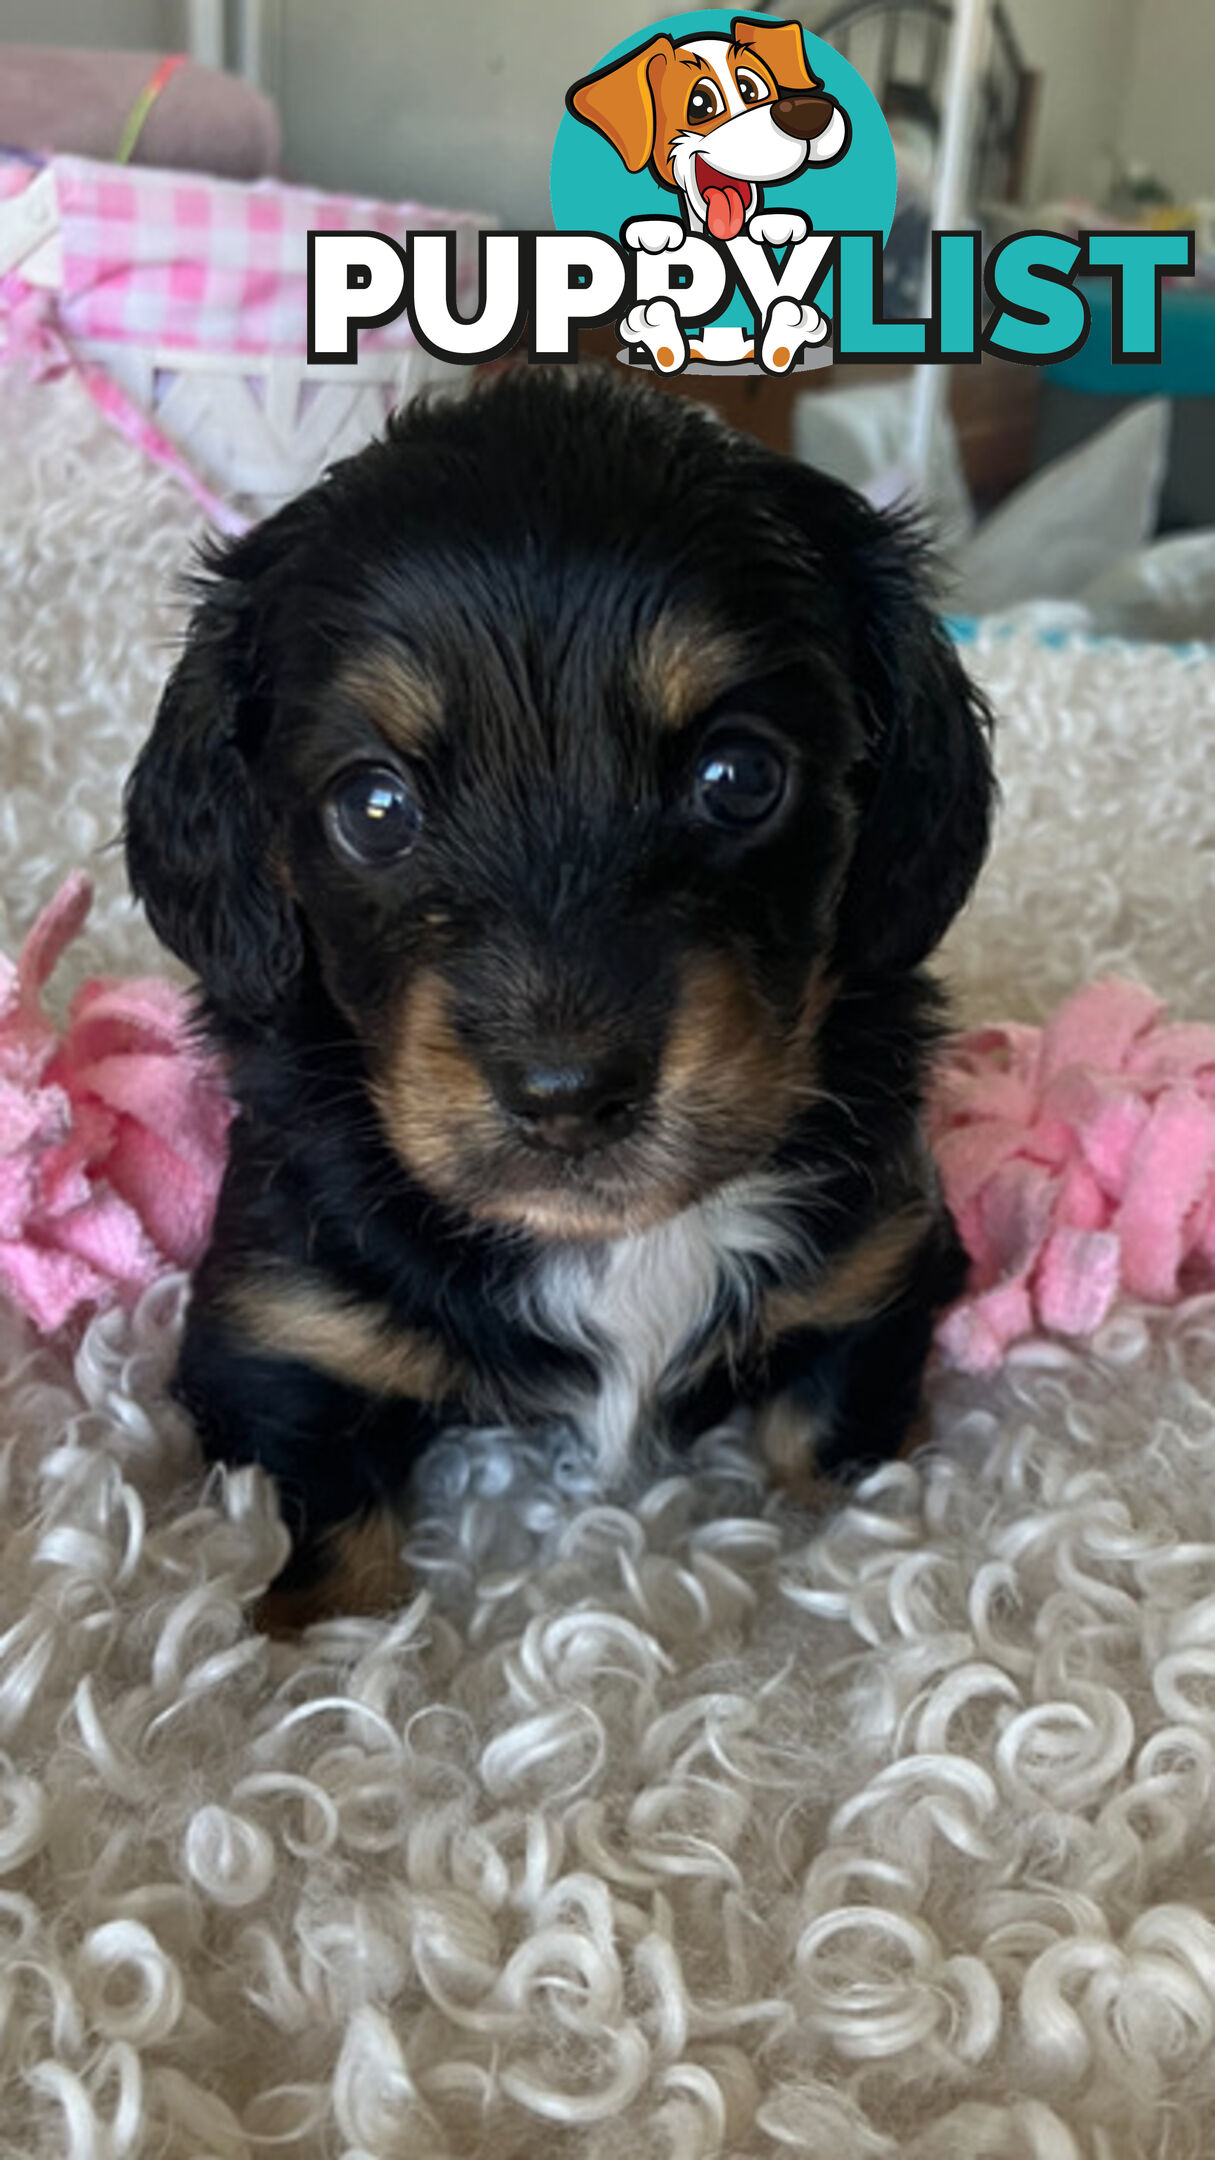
[0,152,484,522]
[3,153,477,355]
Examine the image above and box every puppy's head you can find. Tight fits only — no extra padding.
[568,16,849,235]
[126,369,992,1239]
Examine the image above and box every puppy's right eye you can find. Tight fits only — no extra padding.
[324,764,422,865]
[687,78,724,123]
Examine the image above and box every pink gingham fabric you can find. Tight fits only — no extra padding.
[0,152,487,526]
[41,153,481,355]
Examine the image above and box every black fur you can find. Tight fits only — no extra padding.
[125,368,994,1605]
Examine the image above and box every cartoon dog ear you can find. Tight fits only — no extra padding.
[124,516,304,1029]
[731,14,820,94]
[775,467,994,977]
[566,34,673,173]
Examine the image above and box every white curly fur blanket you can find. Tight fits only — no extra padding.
[2,368,1215,2160]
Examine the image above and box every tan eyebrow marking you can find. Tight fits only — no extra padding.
[637,608,750,731]
[333,646,443,758]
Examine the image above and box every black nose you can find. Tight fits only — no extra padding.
[772,92,837,141]
[492,1053,652,1155]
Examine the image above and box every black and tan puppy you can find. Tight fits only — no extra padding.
[125,368,993,1624]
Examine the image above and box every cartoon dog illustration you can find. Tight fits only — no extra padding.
[568,15,850,371]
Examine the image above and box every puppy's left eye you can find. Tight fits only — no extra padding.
[736,70,766,105]
[324,764,422,864]
[693,734,788,831]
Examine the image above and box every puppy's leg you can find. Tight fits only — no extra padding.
[756,1212,967,1504]
[177,1312,445,1630]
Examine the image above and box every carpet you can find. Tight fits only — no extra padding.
[2,367,1215,2159]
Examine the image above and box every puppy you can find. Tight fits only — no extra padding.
[125,368,993,1625]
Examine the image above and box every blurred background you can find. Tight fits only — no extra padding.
[1,0,1211,633]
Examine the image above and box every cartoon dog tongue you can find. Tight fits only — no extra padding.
[704,183,748,239]
[697,164,750,241]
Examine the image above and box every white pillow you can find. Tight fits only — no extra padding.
[949,397,1171,615]
[1080,526,1215,641]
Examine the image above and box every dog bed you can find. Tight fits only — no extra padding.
[2,365,1215,2159]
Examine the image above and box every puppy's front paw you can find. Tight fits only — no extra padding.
[251,1508,410,1635]
[754,1392,837,1513]
[761,296,828,373]
[619,298,687,373]
[623,216,688,254]
[748,209,810,248]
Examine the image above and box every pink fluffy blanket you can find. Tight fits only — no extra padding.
[0,873,231,1333]
[3,877,1214,1372]
[930,984,1215,1370]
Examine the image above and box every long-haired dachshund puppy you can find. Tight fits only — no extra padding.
[125,368,994,1625]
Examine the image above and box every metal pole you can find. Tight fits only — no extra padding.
[184,0,225,71]
[904,0,990,485]
[234,0,264,86]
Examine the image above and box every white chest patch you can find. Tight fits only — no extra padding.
[519,1173,804,1478]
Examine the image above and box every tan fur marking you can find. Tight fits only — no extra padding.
[228,1274,461,1404]
[763,1205,931,1341]
[254,1510,409,1634]
[660,952,833,1141]
[377,956,836,1243]
[475,1189,679,1242]
[373,969,501,1198]
[754,1393,840,1512]
[639,609,748,731]
[334,646,443,758]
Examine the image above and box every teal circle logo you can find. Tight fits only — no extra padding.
[551,11,896,356]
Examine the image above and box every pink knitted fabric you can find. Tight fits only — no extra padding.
[930,979,1215,1373]
[0,872,232,1333]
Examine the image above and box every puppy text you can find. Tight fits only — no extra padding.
[307,226,1195,373]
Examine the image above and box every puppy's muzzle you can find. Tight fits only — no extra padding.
[490,1050,655,1157]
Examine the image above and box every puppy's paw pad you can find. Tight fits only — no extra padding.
[749,209,810,248]
[623,216,688,253]
[619,299,687,372]
[761,297,827,372]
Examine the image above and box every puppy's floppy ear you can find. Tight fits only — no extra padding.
[830,501,995,976]
[124,517,303,1026]
[774,469,994,976]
